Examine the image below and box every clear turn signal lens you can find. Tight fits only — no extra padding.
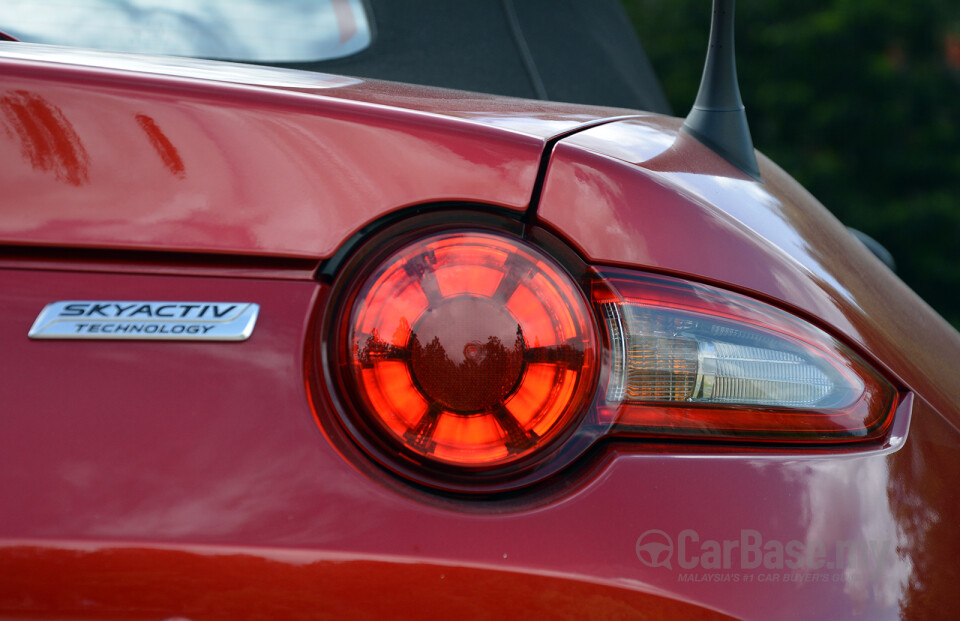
[594,271,896,441]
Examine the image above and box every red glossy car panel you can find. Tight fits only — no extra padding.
[538,117,960,427]
[2,265,958,620]
[2,47,959,621]
[0,54,632,258]
[0,545,736,620]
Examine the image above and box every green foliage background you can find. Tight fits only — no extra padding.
[623,0,960,328]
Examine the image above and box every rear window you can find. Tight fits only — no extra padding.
[0,0,372,62]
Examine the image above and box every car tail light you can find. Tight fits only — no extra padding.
[334,231,597,478]
[593,271,896,442]
[324,226,898,492]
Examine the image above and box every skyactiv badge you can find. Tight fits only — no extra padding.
[28,301,259,341]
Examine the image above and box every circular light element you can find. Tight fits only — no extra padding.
[341,231,597,472]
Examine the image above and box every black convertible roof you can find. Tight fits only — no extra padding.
[276,0,672,115]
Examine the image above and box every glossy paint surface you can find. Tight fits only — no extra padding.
[2,265,958,619]
[0,547,738,621]
[538,117,960,426]
[0,45,632,258]
[0,42,637,136]
[2,48,960,620]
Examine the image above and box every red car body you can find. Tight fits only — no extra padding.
[2,43,959,620]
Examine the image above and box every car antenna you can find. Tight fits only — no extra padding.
[681,0,761,181]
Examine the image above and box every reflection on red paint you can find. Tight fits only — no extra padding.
[0,544,734,620]
[331,0,358,44]
[640,130,754,180]
[0,90,89,186]
[135,113,186,179]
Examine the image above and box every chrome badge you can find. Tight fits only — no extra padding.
[28,301,259,341]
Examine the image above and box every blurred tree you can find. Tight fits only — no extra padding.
[624,0,960,327]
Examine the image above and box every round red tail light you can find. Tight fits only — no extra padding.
[334,231,598,479]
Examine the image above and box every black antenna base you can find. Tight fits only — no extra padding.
[681,0,761,181]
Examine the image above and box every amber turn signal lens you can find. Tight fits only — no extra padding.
[341,231,597,470]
